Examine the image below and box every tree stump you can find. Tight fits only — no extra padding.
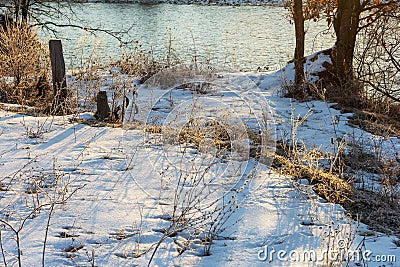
[95,91,111,121]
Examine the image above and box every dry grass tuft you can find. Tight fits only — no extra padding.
[178,119,231,151]
[69,117,123,128]
[274,154,352,204]
[143,125,163,134]
[116,42,164,83]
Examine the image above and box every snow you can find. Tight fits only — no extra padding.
[0,61,399,266]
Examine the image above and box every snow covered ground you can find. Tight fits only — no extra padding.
[0,62,399,266]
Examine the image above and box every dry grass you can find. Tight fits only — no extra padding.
[116,42,164,83]
[343,189,400,235]
[274,99,400,236]
[0,24,51,108]
[347,107,400,138]
[274,153,352,205]
[273,102,352,204]
[178,119,231,151]
[274,132,400,235]
[69,117,123,128]
[143,125,163,134]
[144,119,243,152]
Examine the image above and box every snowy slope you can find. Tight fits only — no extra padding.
[0,64,399,266]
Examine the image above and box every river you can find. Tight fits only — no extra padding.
[45,3,335,71]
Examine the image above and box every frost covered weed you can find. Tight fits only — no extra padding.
[69,70,103,113]
[144,87,257,262]
[319,218,360,267]
[20,115,54,141]
[343,134,400,235]
[131,203,146,258]
[68,34,109,75]
[0,158,84,267]
[379,159,400,203]
[68,65,137,124]
[118,42,165,83]
[345,133,400,203]
[61,35,134,119]
[148,163,242,264]
[113,223,149,260]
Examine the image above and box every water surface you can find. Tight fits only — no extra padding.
[49,3,335,71]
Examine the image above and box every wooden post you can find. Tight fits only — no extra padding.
[95,91,111,121]
[49,39,68,114]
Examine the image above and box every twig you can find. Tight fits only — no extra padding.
[32,21,132,45]
[0,230,7,267]
[42,202,55,267]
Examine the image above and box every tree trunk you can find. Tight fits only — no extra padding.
[333,0,361,82]
[21,0,30,25]
[14,0,20,24]
[293,0,305,88]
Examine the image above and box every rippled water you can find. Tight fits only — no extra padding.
[49,3,335,71]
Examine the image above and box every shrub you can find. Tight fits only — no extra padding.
[0,24,50,107]
[117,42,164,83]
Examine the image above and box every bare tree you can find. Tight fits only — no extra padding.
[283,0,305,92]
[286,0,399,101]
[355,7,400,105]
[333,0,360,82]
[293,0,305,88]
[333,0,399,88]
[0,0,131,42]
